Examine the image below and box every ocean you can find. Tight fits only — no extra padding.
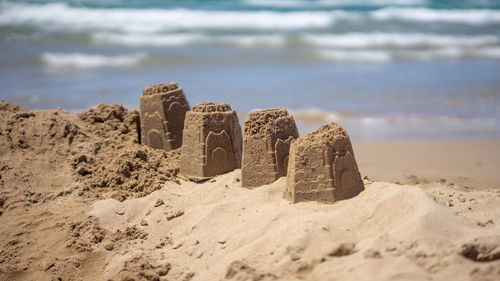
[1,0,500,140]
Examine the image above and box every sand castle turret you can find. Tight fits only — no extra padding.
[139,82,190,150]
[241,108,299,188]
[285,123,364,203]
[180,102,242,181]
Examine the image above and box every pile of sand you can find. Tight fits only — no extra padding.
[87,172,499,281]
[0,101,179,202]
[0,102,498,281]
[76,103,180,201]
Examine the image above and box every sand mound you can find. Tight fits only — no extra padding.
[0,101,179,202]
[0,101,181,281]
[86,171,500,281]
[75,104,180,201]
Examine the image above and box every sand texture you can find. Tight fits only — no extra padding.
[242,108,298,188]
[0,102,499,281]
[180,102,242,181]
[140,82,190,151]
[286,124,364,203]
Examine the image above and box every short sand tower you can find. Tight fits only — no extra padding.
[140,82,190,151]
[242,108,299,188]
[285,123,364,203]
[180,102,242,181]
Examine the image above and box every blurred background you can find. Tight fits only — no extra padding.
[1,0,499,140]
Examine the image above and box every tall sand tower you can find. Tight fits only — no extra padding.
[139,82,190,150]
[180,102,242,181]
[242,108,298,188]
[285,123,364,203]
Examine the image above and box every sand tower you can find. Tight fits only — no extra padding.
[285,123,364,203]
[180,102,242,181]
[241,108,299,188]
[139,82,190,151]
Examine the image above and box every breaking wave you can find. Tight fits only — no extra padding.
[302,33,498,49]
[371,7,500,25]
[40,52,147,68]
[318,47,500,62]
[0,2,335,32]
[2,2,500,34]
[244,0,426,8]
[92,32,286,47]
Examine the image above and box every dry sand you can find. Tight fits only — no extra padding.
[0,102,499,281]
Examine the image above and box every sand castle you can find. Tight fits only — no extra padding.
[179,102,242,181]
[285,123,364,203]
[241,108,299,188]
[139,82,190,150]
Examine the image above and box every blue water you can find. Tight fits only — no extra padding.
[1,0,500,140]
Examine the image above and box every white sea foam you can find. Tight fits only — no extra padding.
[302,33,498,49]
[472,47,500,59]
[318,46,500,62]
[92,32,286,47]
[245,0,426,8]
[40,52,147,68]
[0,2,334,32]
[2,2,499,34]
[320,49,392,62]
[92,33,210,47]
[220,34,286,47]
[93,31,498,50]
[288,108,498,128]
[395,47,500,60]
[371,7,500,24]
[289,108,344,123]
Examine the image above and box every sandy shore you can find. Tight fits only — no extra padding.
[0,102,498,281]
[354,140,500,189]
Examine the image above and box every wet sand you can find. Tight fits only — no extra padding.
[354,140,500,189]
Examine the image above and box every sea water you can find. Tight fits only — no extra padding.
[1,0,500,140]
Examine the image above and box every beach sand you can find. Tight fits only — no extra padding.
[0,102,498,281]
[354,140,500,189]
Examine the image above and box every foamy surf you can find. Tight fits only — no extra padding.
[40,52,147,69]
[320,49,392,62]
[92,32,286,48]
[288,108,499,126]
[244,0,426,8]
[288,108,500,138]
[0,2,335,32]
[302,33,498,49]
[2,1,500,34]
[318,47,500,62]
[371,7,500,25]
